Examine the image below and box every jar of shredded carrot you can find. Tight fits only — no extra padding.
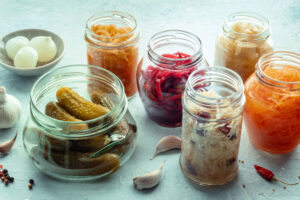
[214,12,273,82]
[84,11,140,97]
[244,51,300,154]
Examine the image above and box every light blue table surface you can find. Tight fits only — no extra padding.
[0,0,300,199]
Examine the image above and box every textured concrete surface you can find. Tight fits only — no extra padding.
[0,0,299,199]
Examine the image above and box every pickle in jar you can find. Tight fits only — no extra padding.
[56,87,110,120]
[45,101,88,131]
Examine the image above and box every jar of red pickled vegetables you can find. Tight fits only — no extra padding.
[214,12,273,82]
[180,67,245,186]
[84,11,140,98]
[137,30,208,127]
[244,51,300,154]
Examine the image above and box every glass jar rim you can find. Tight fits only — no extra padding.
[30,64,127,137]
[85,10,139,45]
[186,66,244,105]
[148,29,203,70]
[223,12,270,40]
[255,51,300,90]
[184,66,245,122]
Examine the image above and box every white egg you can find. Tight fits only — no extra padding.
[29,36,57,62]
[5,36,29,60]
[14,46,38,69]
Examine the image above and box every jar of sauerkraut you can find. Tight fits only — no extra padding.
[244,51,300,154]
[180,67,245,186]
[214,12,273,82]
[84,11,140,98]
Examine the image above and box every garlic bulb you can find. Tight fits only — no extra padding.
[29,36,57,62]
[5,36,29,60]
[14,46,38,69]
[0,87,22,129]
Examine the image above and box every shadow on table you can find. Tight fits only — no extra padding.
[248,141,297,167]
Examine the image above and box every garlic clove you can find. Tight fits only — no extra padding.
[133,161,165,190]
[150,135,181,160]
[0,132,17,154]
[0,86,22,129]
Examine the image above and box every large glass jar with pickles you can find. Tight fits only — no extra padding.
[214,12,273,82]
[84,11,140,98]
[23,65,137,181]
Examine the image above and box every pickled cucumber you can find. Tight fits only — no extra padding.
[42,133,72,152]
[72,134,111,152]
[91,91,114,109]
[33,145,120,174]
[45,101,88,131]
[56,87,110,120]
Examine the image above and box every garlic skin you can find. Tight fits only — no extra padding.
[151,135,181,160]
[133,161,165,190]
[0,87,22,129]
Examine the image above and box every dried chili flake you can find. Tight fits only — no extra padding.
[254,165,299,185]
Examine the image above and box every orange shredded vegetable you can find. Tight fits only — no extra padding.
[87,24,138,97]
[244,65,300,153]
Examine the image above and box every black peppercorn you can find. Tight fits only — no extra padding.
[29,179,34,185]
[2,169,8,174]
[4,179,9,186]
[9,177,14,183]
[28,183,33,190]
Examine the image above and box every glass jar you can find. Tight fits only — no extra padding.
[244,51,300,154]
[23,65,137,181]
[137,30,208,127]
[84,11,140,98]
[180,67,245,186]
[214,12,273,82]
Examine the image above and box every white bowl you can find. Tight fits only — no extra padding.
[0,29,65,76]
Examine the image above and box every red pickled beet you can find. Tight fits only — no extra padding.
[197,111,210,119]
[139,52,198,127]
[161,52,192,66]
[219,124,231,134]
